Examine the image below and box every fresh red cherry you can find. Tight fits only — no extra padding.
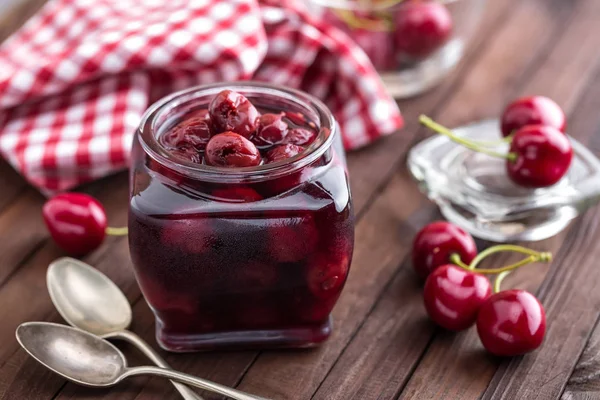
[253,113,288,146]
[500,96,566,137]
[208,90,258,138]
[42,193,107,256]
[205,132,261,168]
[393,1,453,60]
[420,115,573,189]
[265,144,304,164]
[477,289,546,356]
[284,128,317,146]
[507,125,572,188]
[412,221,477,279]
[423,264,491,331]
[162,116,212,151]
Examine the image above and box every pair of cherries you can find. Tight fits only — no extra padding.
[413,221,550,356]
[420,96,572,188]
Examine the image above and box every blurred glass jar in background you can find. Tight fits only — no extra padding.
[308,0,487,98]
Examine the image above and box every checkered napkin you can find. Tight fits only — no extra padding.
[0,0,403,194]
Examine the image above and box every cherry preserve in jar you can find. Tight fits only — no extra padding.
[129,82,354,351]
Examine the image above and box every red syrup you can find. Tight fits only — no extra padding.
[129,87,354,351]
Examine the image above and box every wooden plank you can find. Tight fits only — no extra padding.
[234,1,569,398]
[0,0,46,42]
[54,292,258,400]
[1,2,595,400]
[0,161,27,213]
[394,1,600,398]
[0,175,132,397]
[479,60,600,400]
[562,319,600,400]
[481,209,600,400]
[0,189,49,287]
[46,2,521,399]
[311,0,598,398]
[0,240,135,400]
[0,353,65,400]
[434,0,576,124]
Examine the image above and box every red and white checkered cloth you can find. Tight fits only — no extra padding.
[0,0,403,194]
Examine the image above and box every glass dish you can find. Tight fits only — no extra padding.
[128,82,355,352]
[407,119,600,242]
[307,0,487,98]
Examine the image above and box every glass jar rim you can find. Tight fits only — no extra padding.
[138,81,337,183]
[307,0,457,11]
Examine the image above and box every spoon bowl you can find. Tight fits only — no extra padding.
[46,257,208,400]
[47,258,131,336]
[16,322,269,400]
[16,322,127,387]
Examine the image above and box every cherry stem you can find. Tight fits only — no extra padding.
[474,254,543,275]
[334,9,392,31]
[475,133,514,147]
[357,0,407,11]
[105,227,128,236]
[419,115,518,162]
[334,0,409,31]
[494,270,510,293]
[450,253,470,269]
[450,245,552,275]
[470,245,551,270]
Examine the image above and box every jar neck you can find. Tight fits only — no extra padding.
[138,82,337,184]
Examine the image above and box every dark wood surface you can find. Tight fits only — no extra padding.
[2,0,600,399]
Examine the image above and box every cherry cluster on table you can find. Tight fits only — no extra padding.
[413,221,548,357]
[411,95,570,356]
[421,95,572,188]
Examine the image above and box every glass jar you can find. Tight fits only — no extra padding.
[308,0,487,98]
[128,82,354,352]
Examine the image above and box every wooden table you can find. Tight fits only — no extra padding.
[2,0,600,399]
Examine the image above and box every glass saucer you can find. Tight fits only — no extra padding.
[407,119,600,242]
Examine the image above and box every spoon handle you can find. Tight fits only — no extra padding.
[121,367,268,400]
[111,330,203,400]
[124,365,269,400]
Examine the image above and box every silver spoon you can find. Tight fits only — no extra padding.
[46,257,201,399]
[46,257,253,400]
[16,322,267,399]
